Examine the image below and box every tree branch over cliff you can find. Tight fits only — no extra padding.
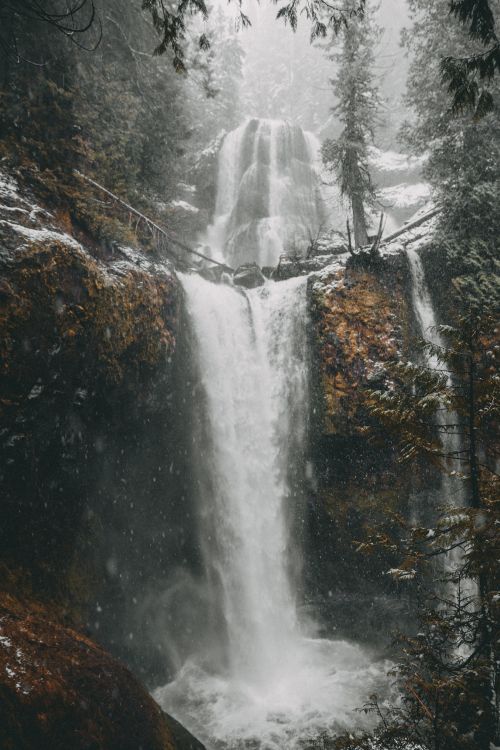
[0,0,101,62]
[142,0,365,72]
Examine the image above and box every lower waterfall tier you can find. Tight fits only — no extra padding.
[154,272,392,749]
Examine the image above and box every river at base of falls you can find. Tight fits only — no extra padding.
[155,638,389,750]
[154,273,391,750]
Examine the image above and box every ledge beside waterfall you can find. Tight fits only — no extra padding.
[0,168,204,750]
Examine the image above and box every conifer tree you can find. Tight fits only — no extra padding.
[185,6,245,143]
[402,0,500,310]
[336,309,500,750]
[442,0,500,117]
[321,0,379,248]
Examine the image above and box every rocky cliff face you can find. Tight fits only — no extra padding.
[310,255,410,436]
[0,589,204,750]
[0,168,206,746]
[304,240,435,645]
[0,161,442,740]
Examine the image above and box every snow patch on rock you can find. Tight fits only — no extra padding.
[0,220,83,250]
[379,182,431,209]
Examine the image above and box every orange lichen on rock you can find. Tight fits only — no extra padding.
[311,266,410,436]
[1,239,178,389]
[0,591,203,750]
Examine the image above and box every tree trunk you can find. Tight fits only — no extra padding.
[351,192,368,248]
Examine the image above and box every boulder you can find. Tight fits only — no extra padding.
[232,262,266,289]
[198,264,230,284]
[0,591,205,750]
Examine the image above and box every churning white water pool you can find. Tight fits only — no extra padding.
[154,272,390,749]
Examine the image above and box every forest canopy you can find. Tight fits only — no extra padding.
[1,0,498,114]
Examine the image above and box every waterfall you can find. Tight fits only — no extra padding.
[205,118,326,268]
[180,273,308,683]
[155,273,388,749]
[406,247,474,597]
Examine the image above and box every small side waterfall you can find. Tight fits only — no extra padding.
[156,273,387,749]
[406,247,474,592]
[406,246,465,502]
[206,118,326,268]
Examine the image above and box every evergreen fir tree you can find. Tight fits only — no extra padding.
[442,0,500,117]
[337,309,500,750]
[321,0,380,248]
[184,6,245,144]
[402,0,500,311]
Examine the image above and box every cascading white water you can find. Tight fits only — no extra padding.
[406,247,475,597]
[183,272,307,683]
[155,273,389,749]
[406,246,465,499]
[205,118,326,268]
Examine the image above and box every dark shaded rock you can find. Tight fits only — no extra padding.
[198,264,230,284]
[274,253,349,280]
[0,235,180,574]
[0,170,194,687]
[232,262,265,289]
[0,591,205,750]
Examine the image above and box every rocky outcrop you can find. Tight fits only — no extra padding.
[0,170,179,586]
[0,590,205,750]
[305,245,425,645]
[309,252,411,436]
[0,170,200,728]
[233,262,266,288]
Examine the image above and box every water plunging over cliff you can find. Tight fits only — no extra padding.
[156,273,387,749]
[206,118,326,268]
[181,273,308,682]
[406,247,473,591]
[406,247,465,496]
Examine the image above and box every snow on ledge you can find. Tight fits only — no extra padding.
[369,146,427,174]
[0,172,21,201]
[378,182,431,209]
[0,219,83,251]
[169,199,199,214]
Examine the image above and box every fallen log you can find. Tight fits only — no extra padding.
[380,206,442,245]
[75,171,234,272]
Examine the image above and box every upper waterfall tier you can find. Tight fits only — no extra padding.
[206,118,327,267]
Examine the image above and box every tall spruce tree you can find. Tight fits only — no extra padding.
[321,0,380,248]
[402,0,500,312]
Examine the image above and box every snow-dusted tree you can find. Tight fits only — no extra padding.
[321,0,380,248]
[335,309,500,750]
[402,0,500,310]
[185,6,244,143]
